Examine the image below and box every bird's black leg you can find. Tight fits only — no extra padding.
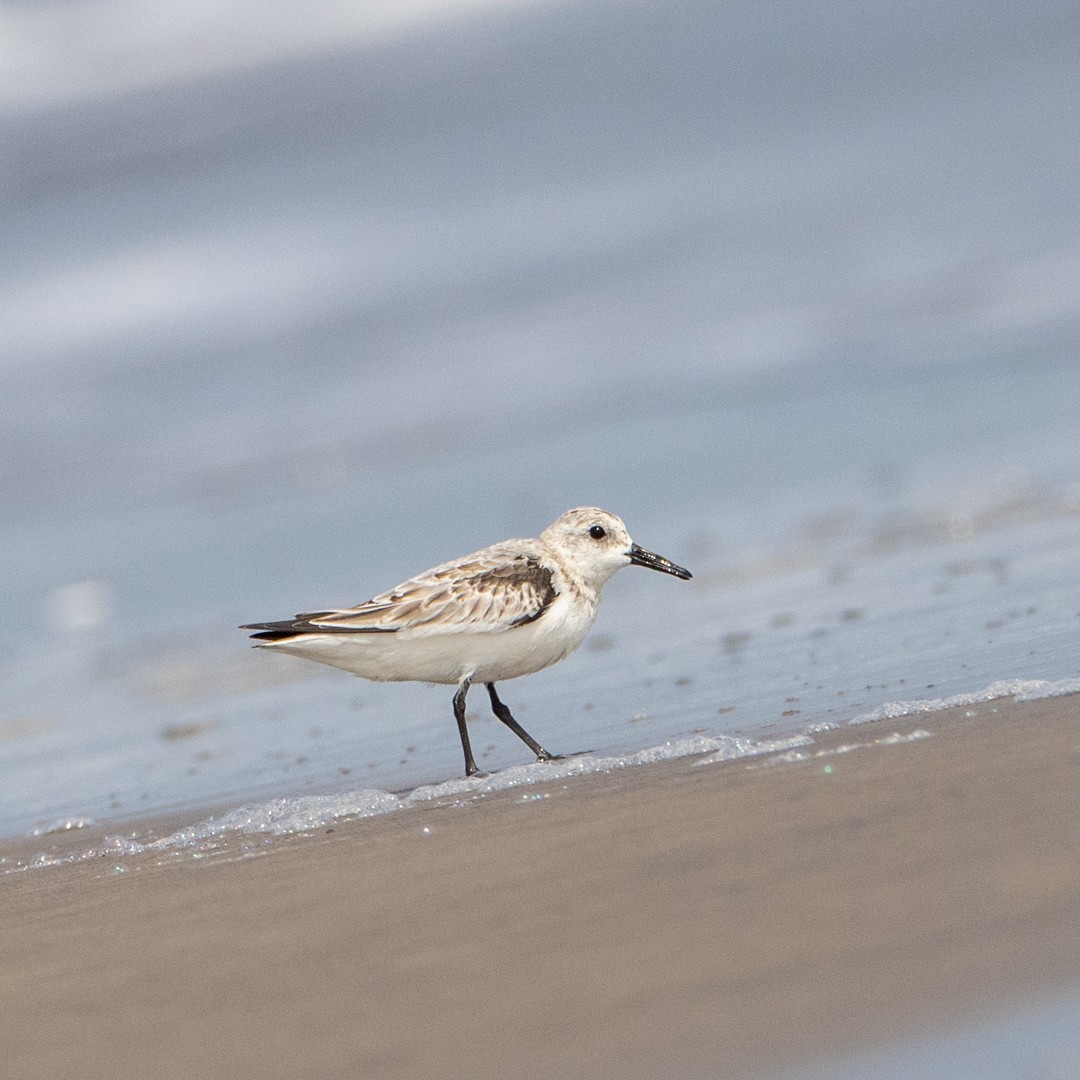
[486,683,554,762]
[453,676,480,777]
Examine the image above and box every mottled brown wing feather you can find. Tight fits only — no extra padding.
[243,555,557,640]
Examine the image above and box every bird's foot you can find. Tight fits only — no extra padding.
[535,749,591,764]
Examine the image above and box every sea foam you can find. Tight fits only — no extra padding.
[849,677,1080,725]
[12,731,810,871]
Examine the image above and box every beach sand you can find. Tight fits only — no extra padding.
[4,692,1080,1080]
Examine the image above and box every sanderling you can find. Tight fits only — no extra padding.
[242,507,691,776]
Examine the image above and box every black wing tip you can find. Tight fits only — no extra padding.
[240,621,305,642]
[240,620,397,639]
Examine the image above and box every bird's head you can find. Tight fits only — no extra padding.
[541,507,692,589]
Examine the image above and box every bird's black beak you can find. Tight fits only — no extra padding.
[628,543,692,580]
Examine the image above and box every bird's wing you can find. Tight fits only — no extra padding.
[243,548,558,639]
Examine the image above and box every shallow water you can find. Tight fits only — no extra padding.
[2,0,1079,838]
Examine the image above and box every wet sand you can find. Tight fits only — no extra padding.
[4,693,1080,1080]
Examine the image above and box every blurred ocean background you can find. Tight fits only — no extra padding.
[2,0,1079,841]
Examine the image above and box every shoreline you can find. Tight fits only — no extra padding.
[4,692,1080,1079]
[9,675,1078,867]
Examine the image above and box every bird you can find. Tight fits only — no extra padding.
[242,507,692,777]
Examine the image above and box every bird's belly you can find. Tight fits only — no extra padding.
[466,595,596,683]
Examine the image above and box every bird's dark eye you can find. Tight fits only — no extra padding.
[589,525,606,540]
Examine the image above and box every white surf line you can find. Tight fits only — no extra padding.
[11,731,812,871]
[847,677,1080,726]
